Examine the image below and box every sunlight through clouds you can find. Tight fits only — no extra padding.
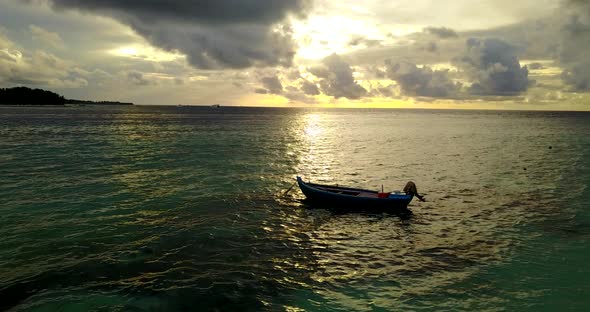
[292,15,391,60]
[108,45,184,62]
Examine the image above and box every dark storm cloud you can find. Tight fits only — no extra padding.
[44,0,309,24]
[309,54,367,100]
[385,61,460,98]
[458,38,530,95]
[424,26,458,38]
[38,0,311,69]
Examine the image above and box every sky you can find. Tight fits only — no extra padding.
[1,0,590,110]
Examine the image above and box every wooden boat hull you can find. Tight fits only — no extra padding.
[297,176,413,212]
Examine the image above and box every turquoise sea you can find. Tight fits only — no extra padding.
[1,106,589,311]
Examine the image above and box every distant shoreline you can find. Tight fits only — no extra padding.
[66,100,134,106]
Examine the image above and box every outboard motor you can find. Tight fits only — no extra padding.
[403,181,425,201]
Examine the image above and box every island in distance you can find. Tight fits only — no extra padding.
[0,87,133,106]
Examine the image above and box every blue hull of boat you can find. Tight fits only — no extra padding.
[297,176,413,212]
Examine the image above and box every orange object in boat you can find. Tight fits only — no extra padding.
[377,192,390,198]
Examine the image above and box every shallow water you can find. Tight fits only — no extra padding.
[1,106,589,311]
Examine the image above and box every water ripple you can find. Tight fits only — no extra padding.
[1,107,589,311]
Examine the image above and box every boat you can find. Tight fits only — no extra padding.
[297,176,414,212]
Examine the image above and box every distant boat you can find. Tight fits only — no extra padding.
[210,104,221,108]
[297,176,414,212]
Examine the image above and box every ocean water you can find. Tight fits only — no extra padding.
[1,106,589,311]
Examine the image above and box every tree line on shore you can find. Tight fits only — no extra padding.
[0,87,65,105]
[0,87,133,106]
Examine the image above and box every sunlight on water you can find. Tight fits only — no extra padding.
[303,113,324,138]
[296,112,333,184]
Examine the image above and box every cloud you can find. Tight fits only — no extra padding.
[254,72,318,103]
[283,88,315,104]
[29,24,64,49]
[366,80,398,98]
[300,80,320,95]
[559,14,590,64]
[458,38,530,95]
[285,68,302,80]
[309,54,367,99]
[255,71,319,103]
[39,0,310,69]
[127,71,152,86]
[346,36,466,69]
[421,42,438,53]
[557,0,590,91]
[251,54,368,103]
[0,32,87,88]
[395,1,590,94]
[42,0,309,24]
[260,75,284,94]
[348,35,382,47]
[424,26,458,38]
[527,62,544,70]
[561,63,590,91]
[353,0,559,31]
[369,37,532,99]
[385,61,461,97]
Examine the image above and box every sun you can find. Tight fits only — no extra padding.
[291,15,385,60]
[290,14,420,61]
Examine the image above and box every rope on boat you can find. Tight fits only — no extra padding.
[283,182,296,196]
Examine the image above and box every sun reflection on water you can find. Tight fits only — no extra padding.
[295,112,339,184]
[303,113,323,139]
